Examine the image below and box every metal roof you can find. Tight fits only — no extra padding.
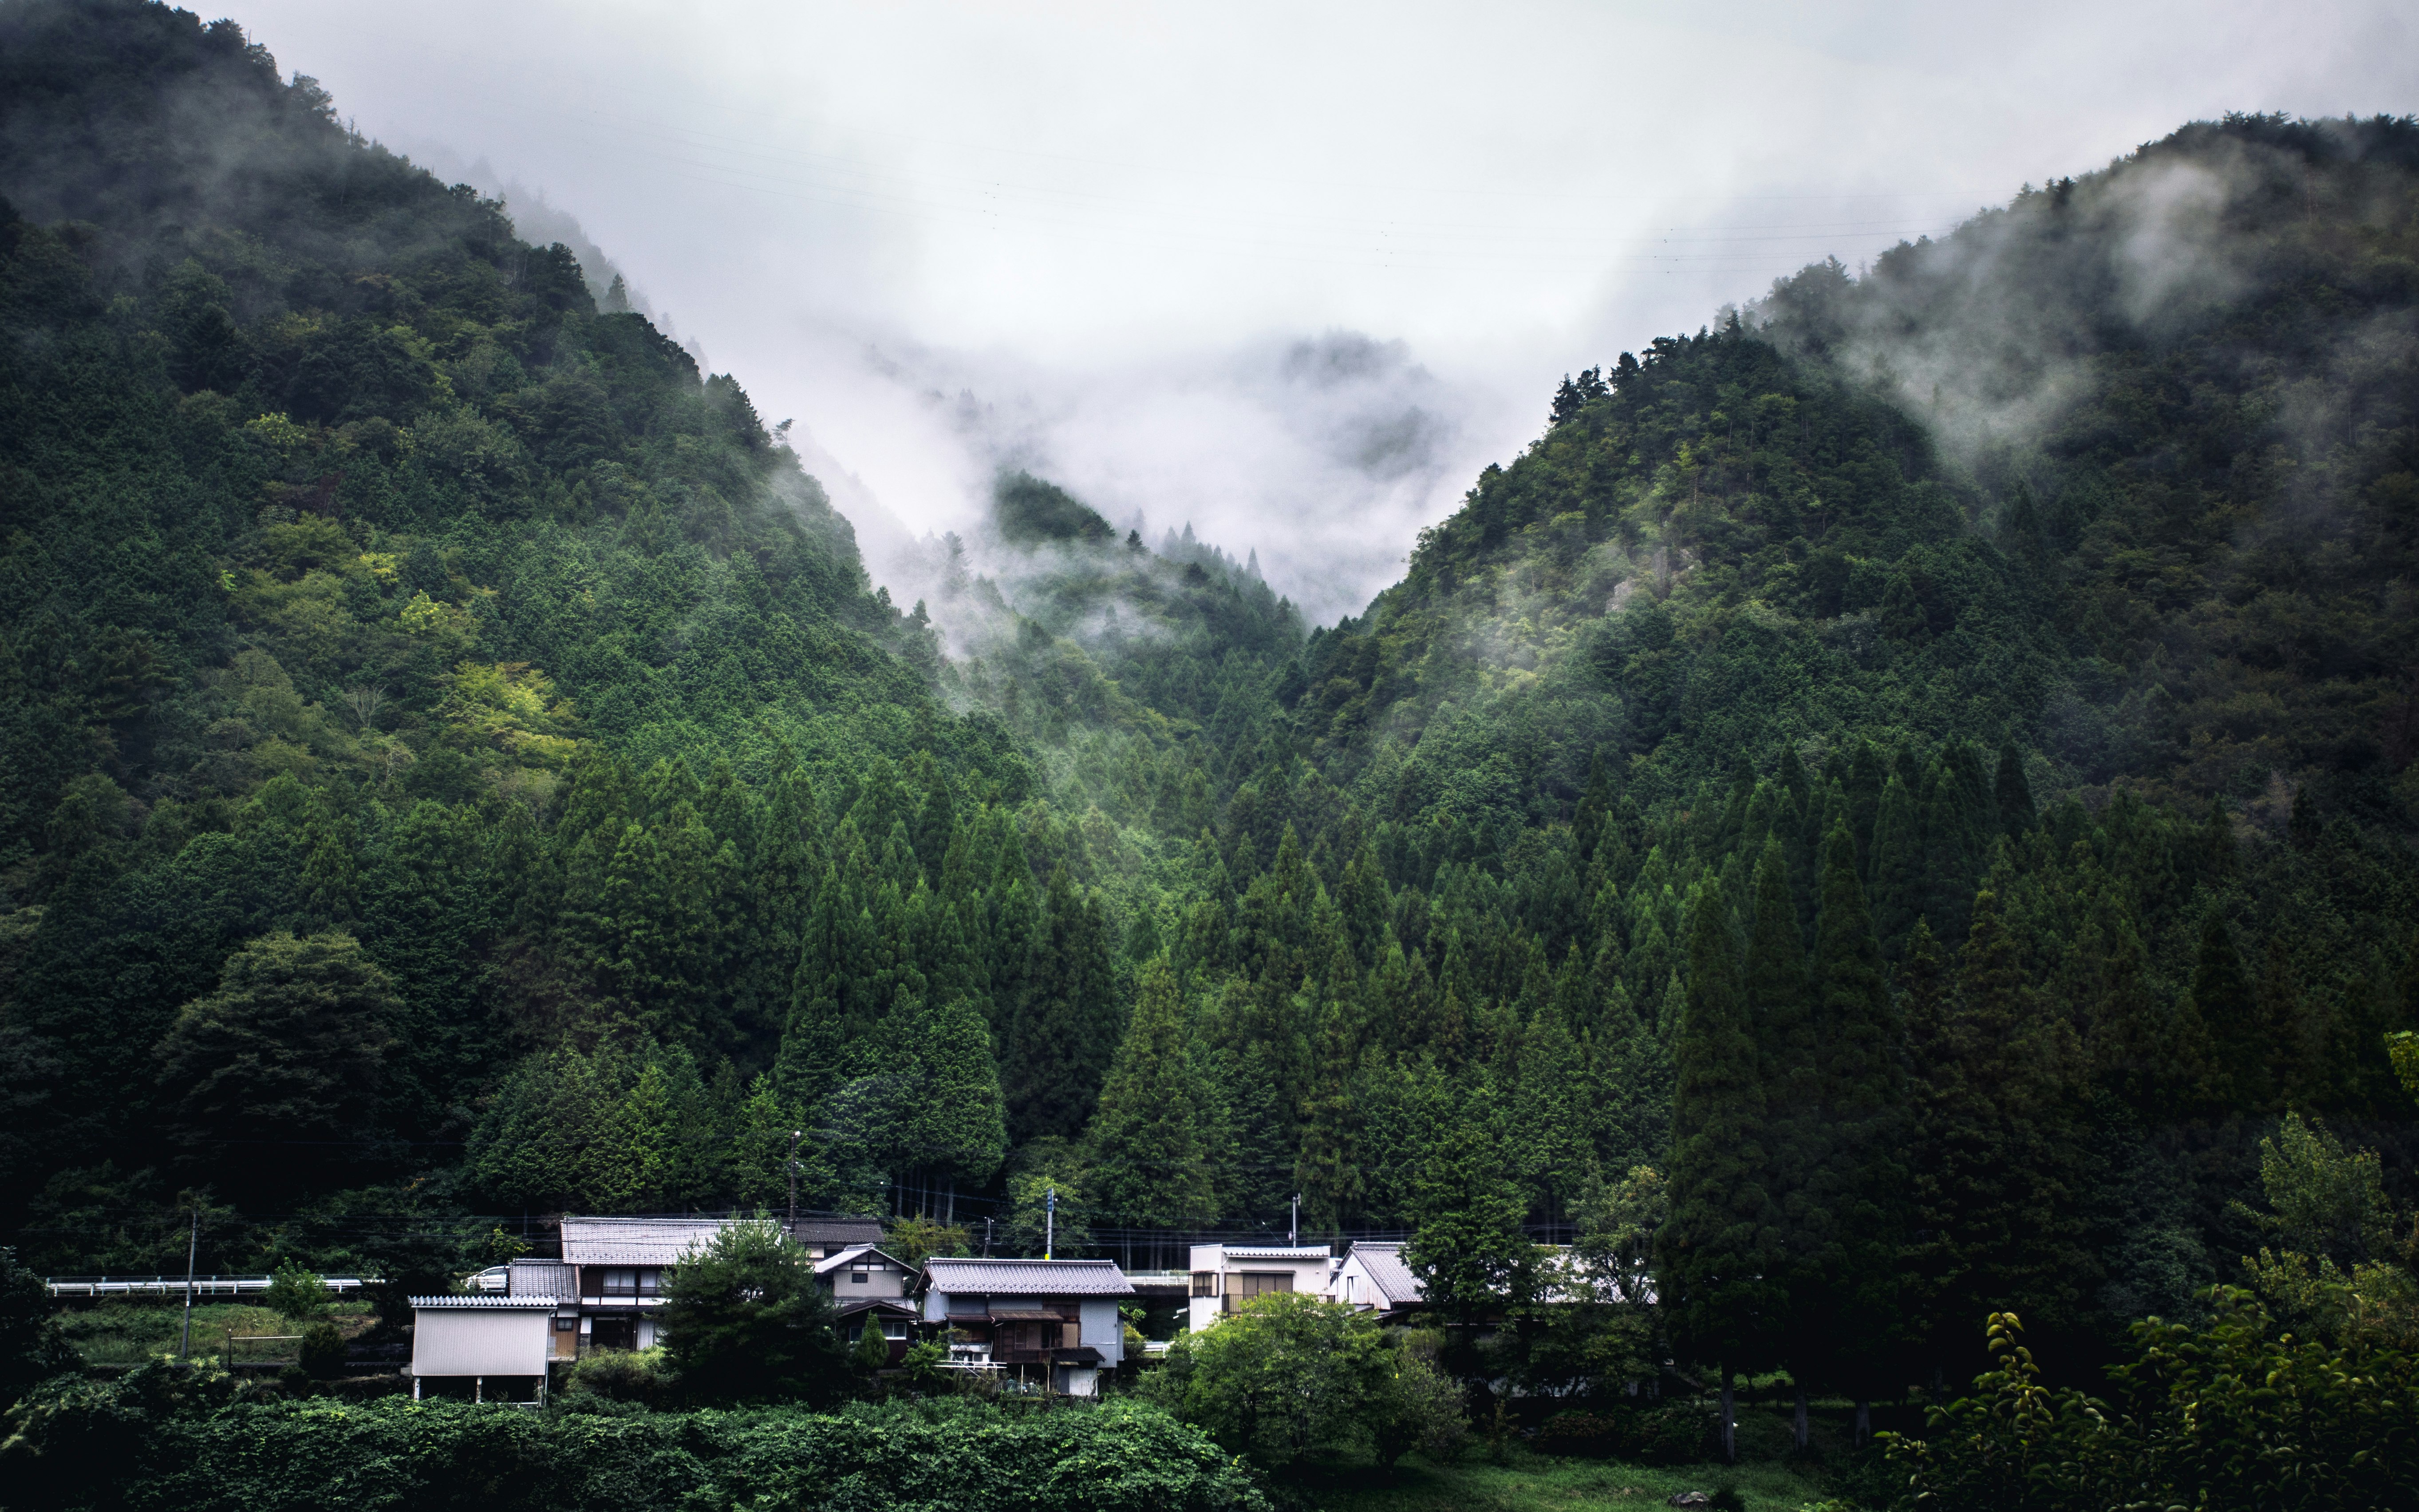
[1342,1243,1425,1308]
[559,1216,746,1265]
[920,1258,1135,1297]
[506,1259,576,1299]
[409,1294,561,1310]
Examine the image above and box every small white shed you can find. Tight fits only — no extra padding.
[409,1295,557,1401]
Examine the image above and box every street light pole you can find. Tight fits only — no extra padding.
[1045,1187,1055,1261]
[786,1130,802,1232]
[178,1201,199,1359]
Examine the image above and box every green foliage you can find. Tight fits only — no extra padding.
[1405,1121,1538,1326]
[0,1362,1270,1512]
[850,1311,892,1378]
[1002,1161,1090,1258]
[882,1215,972,1268]
[655,1216,843,1406]
[150,932,400,1199]
[262,1260,330,1324]
[1144,1292,1436,1469]
[561,1346,674,1409]
[0,1247,77,1408]
[1885,1296,2419,1512]
[295,1320,345,1381]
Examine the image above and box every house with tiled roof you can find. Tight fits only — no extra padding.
[815,1244,922,1364]
[409,1214,901,1393]
[914,1257,1135,1396]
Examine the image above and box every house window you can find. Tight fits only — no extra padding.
[850,1269,869,1285]
[600,1267,662,1299]
[1236,1272,1292,1299]
[1190,1271,1219,1297]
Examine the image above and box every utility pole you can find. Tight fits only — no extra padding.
[785,1130,802,1232]
[1045,1186,1056,1261]
[1290,1194,1299,1246]
[178,1200,200,1359]
[983,1217,993,1257]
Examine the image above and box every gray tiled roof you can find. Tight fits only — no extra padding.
[1345,1243,1425,1307]
[559,1216,735,1265]
[410,1294,561,1310]
[1219,1246,1334,1261]
[789,1218,885,1248]
[921,1258,1135,1297]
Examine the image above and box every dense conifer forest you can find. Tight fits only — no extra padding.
[5,0,2419,1475]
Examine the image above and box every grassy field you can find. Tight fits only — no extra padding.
[1306,1447,1836,1512]
[54,1299,375,1367]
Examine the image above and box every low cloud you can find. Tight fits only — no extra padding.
[795,324,1507,627]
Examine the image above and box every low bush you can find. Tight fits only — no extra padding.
[1532,1402,1710,1464]
[1883,1292,2419,1511]
[0,1361,1272,1512]
[559,1347,674,1408]
[296,1323,346,1381]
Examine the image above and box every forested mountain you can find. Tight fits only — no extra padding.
[3,0,2417,1409]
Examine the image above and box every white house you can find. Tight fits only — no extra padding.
[1185,1243,1336,1334]
[407,1295,558,1402]
[1326,1241,1426,1320]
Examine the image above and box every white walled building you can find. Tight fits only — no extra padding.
[1184,1244,1336,1334]
[408,1295,557,1401]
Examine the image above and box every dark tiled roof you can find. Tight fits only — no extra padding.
[835,1297,921,1318]
[789,1218,885,1248]
[921,1258,1135,1297]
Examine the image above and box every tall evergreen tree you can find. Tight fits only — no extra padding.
[1002,869,1122,1142]
[1867,772,1923,956]
[1087,959,1217,1262]
[1992,742,2035,842]
[1806,821,1906,1429]
[1744,837,1821,1439]
[1657,882,1776,1452]
[2191,911,2265,1109]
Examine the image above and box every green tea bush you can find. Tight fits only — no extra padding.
[0,1362,1271,1512]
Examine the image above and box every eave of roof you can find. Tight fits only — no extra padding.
[919,1259,1135,1296]
[410,1295,560,1310]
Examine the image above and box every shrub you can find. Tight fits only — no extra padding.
[1144,1293,1409,1468]
[261,1262,330,1325]
[656,1217,844,1406]
[0,1366,1272,1512]
[296,1321,346,1381]
[560,1347,672,1408]
[1885,1294,2419,1511]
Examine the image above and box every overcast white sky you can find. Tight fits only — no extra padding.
[235,0,2416,620]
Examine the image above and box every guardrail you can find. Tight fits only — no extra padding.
[45,1275,379,1299]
